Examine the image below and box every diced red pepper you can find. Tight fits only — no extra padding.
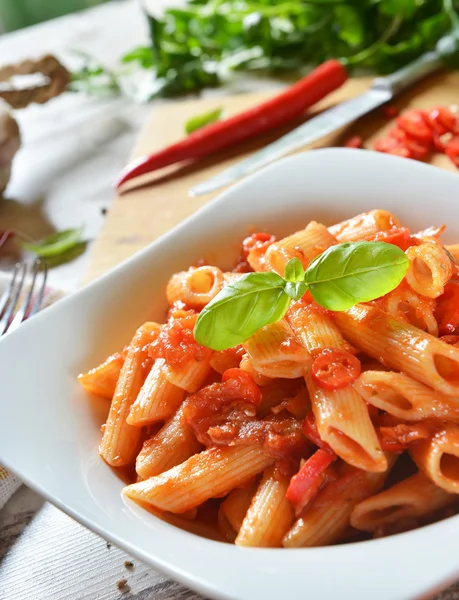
[426,107,457,135]
[396,110,433,145]
[311,349,361,391]
[286,448,337,515]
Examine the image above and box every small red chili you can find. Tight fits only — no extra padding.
[311,349,361,391]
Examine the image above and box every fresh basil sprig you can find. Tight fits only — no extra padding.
[194,241,409,351]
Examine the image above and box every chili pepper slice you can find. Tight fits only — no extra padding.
[311,349,361,391]
[396,110,433,145]
[286,448,337,515]
[426,107,457,135]
[116,60,348,188]
[302,411,334,452]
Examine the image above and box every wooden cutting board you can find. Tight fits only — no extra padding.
[85,71,459,283]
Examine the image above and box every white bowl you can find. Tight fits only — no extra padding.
[1,149,459,600]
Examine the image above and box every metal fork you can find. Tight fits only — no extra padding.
[0,231,48,336]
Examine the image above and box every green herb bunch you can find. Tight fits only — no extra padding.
[120,0,458,98]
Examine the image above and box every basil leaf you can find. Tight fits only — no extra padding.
[194,272,291,351]
[284,281,308,301]
[19,227,84,258]
[185,107,223,135]
[284,258,305,283]
[305,241,409,311]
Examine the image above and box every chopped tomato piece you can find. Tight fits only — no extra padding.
[222,368,262,406]
[396,110,433,144]
[435,281,459,335]
[344,136,362,149]
[311,349,361,391]
[365,226,417,251]
[426,107,457,135]
[286,448,337,515]
[302,411,334,452]
[149,314,210,366]
[378,423,431,453]
[445,137,459,168]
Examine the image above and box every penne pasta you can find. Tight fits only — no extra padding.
[287,301,354,356]
[306,373,387,473]
[265,221,336,276]
[350,471,457,533]
[405,242,453,299]
[355,371,459,422]
[99,322,158,467]
[328,209,401,242]
[78,352,124,399]
[219,480,258,540]
[127,358,185,426]
[166,266,224,308]
[135,406,202,480]
[243,319,311,379]
[164,355,211,393]
[335,304,459,397]
[289,299,384,472]
[445,243,459,264]
[239,353,272,386]
[381,282,438,336]
[410,423,459,494]
[283,458,395,547]
[236,465,294,547]
[124,445,273,514]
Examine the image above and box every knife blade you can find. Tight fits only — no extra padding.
[189,33,458,197]
[189,87,392,196]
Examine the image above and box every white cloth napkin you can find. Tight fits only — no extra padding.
[0,271,63,509]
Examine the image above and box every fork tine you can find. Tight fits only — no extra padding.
[0,262,20,317]
[8,260,40,333]
[0,261,27,336]
[28,258,47,317]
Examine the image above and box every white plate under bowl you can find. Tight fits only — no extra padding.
[1,149,459,600]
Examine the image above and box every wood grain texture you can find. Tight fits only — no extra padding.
[85,71,459,284]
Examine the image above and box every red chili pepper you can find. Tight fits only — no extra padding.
[445,137,459,168]
[286,448,337,515]
[344,136,362,149]
[311,349,361,391]
[396,110,433,145]
[115,60,348,187]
